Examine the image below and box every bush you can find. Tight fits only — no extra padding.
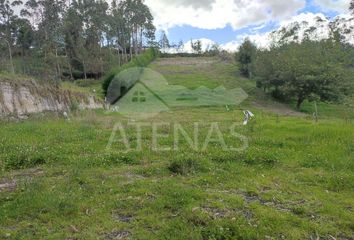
[102,48,158,95]
[69,101,80,112]
[75,79,99,88]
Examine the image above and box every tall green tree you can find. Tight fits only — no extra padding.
[177,40,184,53]
[0,0,156,81]
[254,40,351,109]
[15,18,34,74]
[191,39,202,54]
[62,2,85,79]
[237,38,257,78]
[108,0,128,65]
[0,0,23,73]
[109,0,155,61]
[22,0,67,80]
[159,30,170,49]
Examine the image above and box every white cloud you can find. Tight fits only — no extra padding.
[313,0,351,13]
[145,0,306,30]
[232,33,273,49]
[161,38,217,53]
[220,41,240,52]
[222,12,338,51]
[163,12,341,53]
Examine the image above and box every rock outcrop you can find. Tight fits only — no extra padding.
[0,79,103,119]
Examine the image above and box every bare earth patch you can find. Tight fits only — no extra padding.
[252,100,306,117]
[154,57,218,66]
[0,180,16,192]
[0,168,44,192]
[105,230,131,240]
[12,168,44,178]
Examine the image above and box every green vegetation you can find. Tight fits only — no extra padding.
[236,38,257,78]
[0,57,353,239]
[102,48,158,95]
[254,40,353,109]
[159,31,170,49]
[191,39,203,54]
[0,0,156,81]
[1,0,353,238]
[62,79,104,100]
[237,38,354,109]
[0,109,353,239]
[0,71,41,83]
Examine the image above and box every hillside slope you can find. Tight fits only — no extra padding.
[0,57,353,239]
[148,57,306,116]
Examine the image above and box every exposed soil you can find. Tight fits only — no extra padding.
[0,180,16,192]
[154,57,218,66]
[252,100,306,117]
[0,168,44,192]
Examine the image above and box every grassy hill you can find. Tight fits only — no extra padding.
[0,57,353,239]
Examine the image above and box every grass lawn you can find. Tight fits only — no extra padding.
[0,57,353,239]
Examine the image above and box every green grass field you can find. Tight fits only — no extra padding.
[0,57,353,239]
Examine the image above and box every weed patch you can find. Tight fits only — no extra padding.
[168,154,210,175]
[4,151,47,170]
[242,149,280,167]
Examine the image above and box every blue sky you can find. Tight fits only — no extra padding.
[145,0,350,48]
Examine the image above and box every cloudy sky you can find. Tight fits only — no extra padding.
[145,0,351,50]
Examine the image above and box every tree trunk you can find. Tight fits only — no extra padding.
[134,26,138,56]
[296,97,304,110]
[139,28,143,54]
[117,42,121,66]
[5,40,15,74]
[55,48,62,80]
[82,59,87,80]
[65,48,74,80]
[129,36,133,60]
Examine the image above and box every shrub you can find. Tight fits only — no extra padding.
[69,100,80,112]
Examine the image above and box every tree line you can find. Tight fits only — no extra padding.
[237,3,354,109]
[237,38,353,109]
[0,0,156,82]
